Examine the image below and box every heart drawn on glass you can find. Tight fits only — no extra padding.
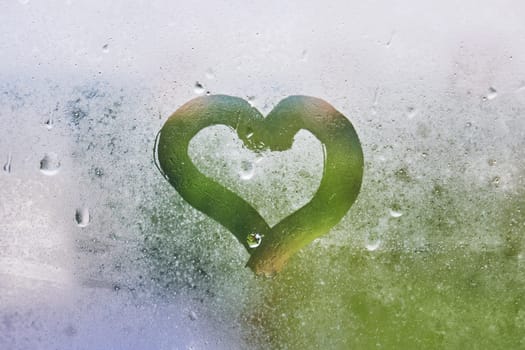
[156,95,363,276]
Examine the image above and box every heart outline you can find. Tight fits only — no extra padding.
[156,95,363,275]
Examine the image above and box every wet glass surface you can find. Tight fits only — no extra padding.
[1,1,524,349]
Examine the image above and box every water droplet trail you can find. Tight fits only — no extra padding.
[3,153,12,174]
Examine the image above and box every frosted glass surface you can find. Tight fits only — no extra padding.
[1,1,524,349]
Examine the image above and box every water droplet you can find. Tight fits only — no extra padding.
[247,96,256,107]
[238,160,254,180]
[205,68,215,80]
[39,153,61,176]
[491,176,500,186]
[94,167,104,177]
[189,311,197,321]
[394,167,411,182]
[389,209,403,218]
[488,159,497,166]
[247,233,262,248]
[407,106,418,119]
[254,153,264,164]
[75,208,90,227]
[44,117,54,130]
[432,184,443,195]
[486,86,498,100]
[466,121,472,127]
[194,81,205,95]
[385,31,396,47]
[102,44,109,53]
[365,236,381,251]
[300,49,308,62]
[3,153,12,174]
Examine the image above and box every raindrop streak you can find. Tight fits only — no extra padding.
[194,82,205,95]
[371,87,379,115]
[39,153,61,176]
[75,208,90,227]
[247,233,262,248]
[3,153,12,174]
[238,160,254,180]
